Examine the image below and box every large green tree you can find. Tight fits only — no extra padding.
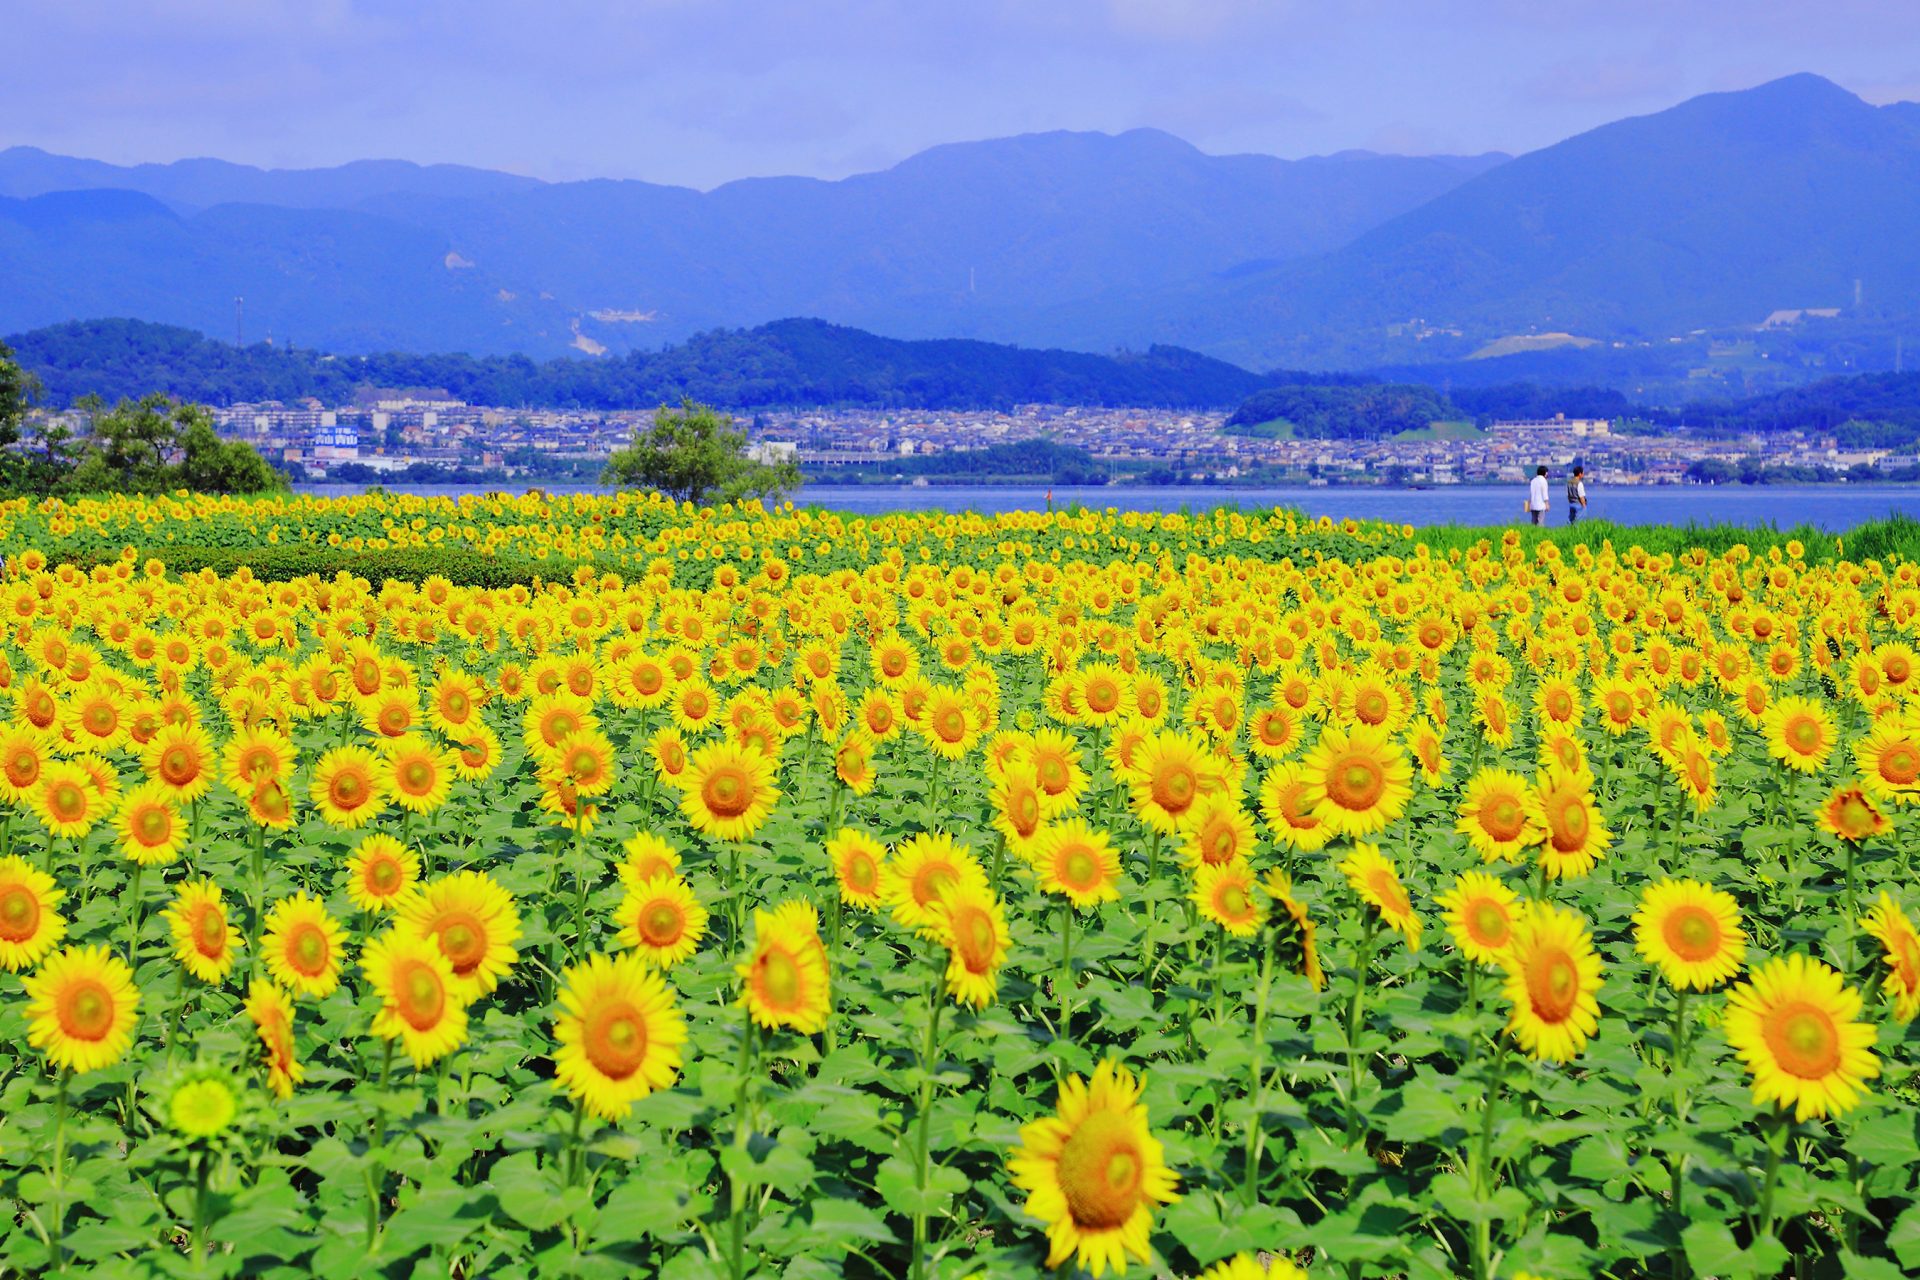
[601,400,800,505]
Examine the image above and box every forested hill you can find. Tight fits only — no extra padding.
[7,317,1269,410]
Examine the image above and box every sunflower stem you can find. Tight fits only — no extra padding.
[727,1012,759,1280]
[1141,830,1160,974]
[49,1067,69,1274]
[1469,1037,1509,1280]
[365,1037,393,1250]
[247,823,266,977]
[164,963,189,1056]
[1755,1110,1789,1242]
[1841,840,1857,976]
[1667,988,1693,1280]
[126,862,144,967]
[1057,902,1075,1041]
[564,1095,586,1188]
[191,1148,210,1264]
[1345,915,1380,1147]
[910,965,945,1280]
[1242,931,1275,1207]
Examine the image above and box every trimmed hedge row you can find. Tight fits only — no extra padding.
[58,544,598,587]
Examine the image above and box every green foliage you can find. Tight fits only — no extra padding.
[602,401,801,505]
[1225,382,1454,440]
[60,544,591,586]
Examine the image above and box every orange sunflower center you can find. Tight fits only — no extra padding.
[1366,869,1409,918]
[367,857,403,895]
[1547,794,1590,852]
[434,913,487,975]
[1478,793,1527,843]
[1761,1000,1842,1079]
[1059,846,1100,890]
[58,978,116,1041]
[1327,753,1385,812]
[584,998,649,1080]
[134,805,171,844]
[1214,882,1253,923]
[754,946,803,1010]
[1466,901,1509,948]
[1355,691,1390,725]
[934,707,966,743]
[951,905,997,974]
[842,852,878,894]
[0,884,40,940]
[1881,745,1919,786]
[701,765,754,818]
[398,758,435,795]
[638,899,687,947]
[394,959,447,1030]
[48,781,88,823]
[1197,819,1239,866]
[194,907,227,957]
[288,924,330,976]
[1055,1109,1146,1231]
[1524,946,1580,1023]
[1785,716,1823,755]
[1150,762,1196,813]
[330,768,371,809]
[1085,679,1120,714]
[912,863,959,907]
[160,747,198,785]
[1661,905,1722,963]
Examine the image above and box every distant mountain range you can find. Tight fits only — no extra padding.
[2,73,1917,374]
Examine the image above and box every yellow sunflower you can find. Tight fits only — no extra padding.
[738,905,831,1034]
[261,893,348,999]
[1007,1059,1181,1276]
[678,741,780,842]
[932,880,1011,1008]
[1436,871,1518,966]
[1338,843,1421,950]
[243,978,304,1098]
[1300,724,1413,839]
[344,834,421,914]
[1632,879,1746,991]
[114,782,184,867]
[1034,820,1123,910]
[1762,695,1837,773]
[23,945,141,1073]
[364,928,470,1067]
[1722,954,1879,1120]
[1455,768,1541,865]
[310,745,389,829]
[1192,861,1265,938]
[882,832,990,935]
[163,879,243,983]
[826,828,886,909]
[1497,903,1603,1063]
[0,853,66,971]
[614,874,708,970]
[1860,893,1920,1021]
[398,870,523,998]
[553,950,687,1120]
[1528,765,1612,880]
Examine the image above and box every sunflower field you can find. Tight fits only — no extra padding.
[1,493,1919,1280]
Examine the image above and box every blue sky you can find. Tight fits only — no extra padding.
[6,1,1917,188]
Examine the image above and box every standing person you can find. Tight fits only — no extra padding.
[1567,466,1589,523]
[1526,466,1550,526]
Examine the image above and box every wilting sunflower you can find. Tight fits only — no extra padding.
[552,950,687,1120]
[1338,843,1421,950]
[826,828,886,909]
[883,832,990,935]
[1529,765,1612,880]
[1763,695,1838,773]
[932,880,1011,1007]
[1034,820,1122,909]
[615,875,708,970]
[1193,861,1265,938]
[1007,1059,1181,1276]
[344,834,421,914]
[678,741,780,842]
[398,870,523,997]
[1722,954,1879,1120]
[243,978,304,1098]
[163,879,243,983]
[1633,879,1746,991]
[0,853,66,971]
[23,945,141,1073]
[363,929,469,1067]
[1812,786,1889,844]
[310,745,389,829]
[115,782,184,866]
[1300,724,1413,839]
[262,893,348,999]
[1860,893,1920,1021]
[1263,870,1324,991]
[1436,871,1518,966]
[738,905,831,1034]
[1455,768,1541,865]
[1497,903,1603,1063]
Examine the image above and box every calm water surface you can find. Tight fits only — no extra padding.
[292,482,1920,532]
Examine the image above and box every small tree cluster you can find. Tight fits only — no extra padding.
[601,401,800,506]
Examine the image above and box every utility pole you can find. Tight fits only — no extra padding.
[235,297,245,347]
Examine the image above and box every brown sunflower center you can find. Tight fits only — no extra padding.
[1661,906,1722,963]
[639,900,685,947]
[0,885,40,940]
[1328,754,1385,811]
[1525,948,1580,1023]
[1480,794,1527,843]
[288,924,330,976]
[435,914,486,973]
[584,999,649,1080]
[701,766,753,818]
[58,978,115,1040]
[1467,901,1509,948]
[194,907,227,956]
[397,960,447,1031]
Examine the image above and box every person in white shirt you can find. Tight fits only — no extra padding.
[1526,466,1550,526]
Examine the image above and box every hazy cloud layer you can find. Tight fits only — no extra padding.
[4,0,1916,186]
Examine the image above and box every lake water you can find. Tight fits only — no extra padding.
[291,482,1920,532]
